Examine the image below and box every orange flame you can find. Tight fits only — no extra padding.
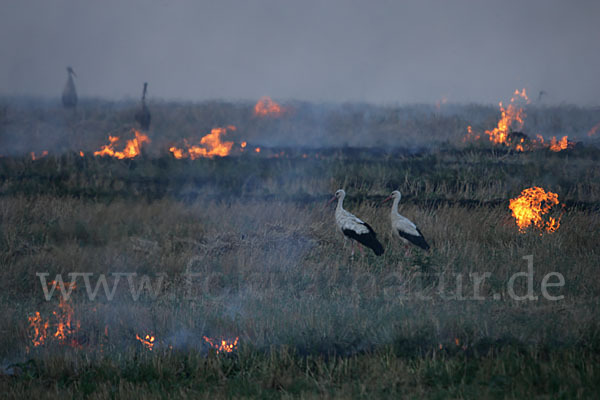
[170,126,235,159]
[484,89,528,147]
[254,96,284,117]
[241,141,247,148]
[435,96,448,110]
[588,122,600,137]
[548,136,572,152]
[27,280,80,348]
[30,150,48,160]
[464,89,575,153]
[28,312,49,347]
[203,336,239,354]
[79,151,84,157]
[255,147,261,153]
[136,333,156,351]
[509,187,562,234]
[94,130,150,159]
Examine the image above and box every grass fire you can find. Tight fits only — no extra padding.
[509,187,563,234]
[93,130,150,159]
[169,126,235,159]
[1,16,599,395]
[253,96,285,117]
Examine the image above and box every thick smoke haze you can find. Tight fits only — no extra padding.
[1,0,599,105]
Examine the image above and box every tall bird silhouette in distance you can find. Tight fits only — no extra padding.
[62,67,78,109]
[537,90,546,103]
[135,82,151,131]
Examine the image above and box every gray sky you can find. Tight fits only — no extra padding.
[1,0,599,105]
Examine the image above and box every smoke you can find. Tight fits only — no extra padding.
[0,0,599,105]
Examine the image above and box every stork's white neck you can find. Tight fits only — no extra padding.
[336,194,345,211]
[391,195,401,216]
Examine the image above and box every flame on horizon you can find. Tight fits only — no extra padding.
[170,126,235,159]
[480,89,528,148]
[464,89,574,152]
[94,130,150,159]
[587,122,600,137]
[254,96,284,117]
[30,151,49,160]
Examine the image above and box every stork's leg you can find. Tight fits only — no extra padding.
[351,240,355,256]
[357,243,364,255]
[404,244,412,257]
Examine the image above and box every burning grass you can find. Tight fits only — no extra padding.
[509,187,563,234]
[93,129,150,159]
[253,96,285,117]
[463,89,577,153]
[1,102,599,397]
[169,126,235,159]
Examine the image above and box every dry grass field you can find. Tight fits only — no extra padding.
[0,99,599,398]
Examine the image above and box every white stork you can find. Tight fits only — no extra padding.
[382,190,430,251]
[328,189,384,256]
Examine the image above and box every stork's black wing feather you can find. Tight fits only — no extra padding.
[397,227,430,250]
[343,223,384,256]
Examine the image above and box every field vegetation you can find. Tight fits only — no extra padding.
[0,99,599,398]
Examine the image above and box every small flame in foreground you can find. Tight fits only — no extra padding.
[203,336,239,354]
[255,147,261,153]
[94,130,150,159]
[241,141,247,148]
[254,96,284,117]
[79,151,84,157]
[27,281,80,349]
[136,333,156,351]
[28,312,49,347]
[509,187,562,234]
[170,126,235,159]
[30,151,49,160]
[588,122,600,137]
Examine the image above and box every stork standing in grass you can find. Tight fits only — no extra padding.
[62,67,77,109]
[328,189,384,256]
[382,190,430,251]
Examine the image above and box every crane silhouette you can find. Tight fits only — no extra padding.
[134,82,151,131]
[62,67,77,109]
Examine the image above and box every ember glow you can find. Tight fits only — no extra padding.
[509,187,562,234]
[30,150,48,160]
[94,130,150,159]
[170,126,235,159]
[136,333,156,351]
[588,122,600,137]
[203,336,239,354]
[254,96,284,117]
